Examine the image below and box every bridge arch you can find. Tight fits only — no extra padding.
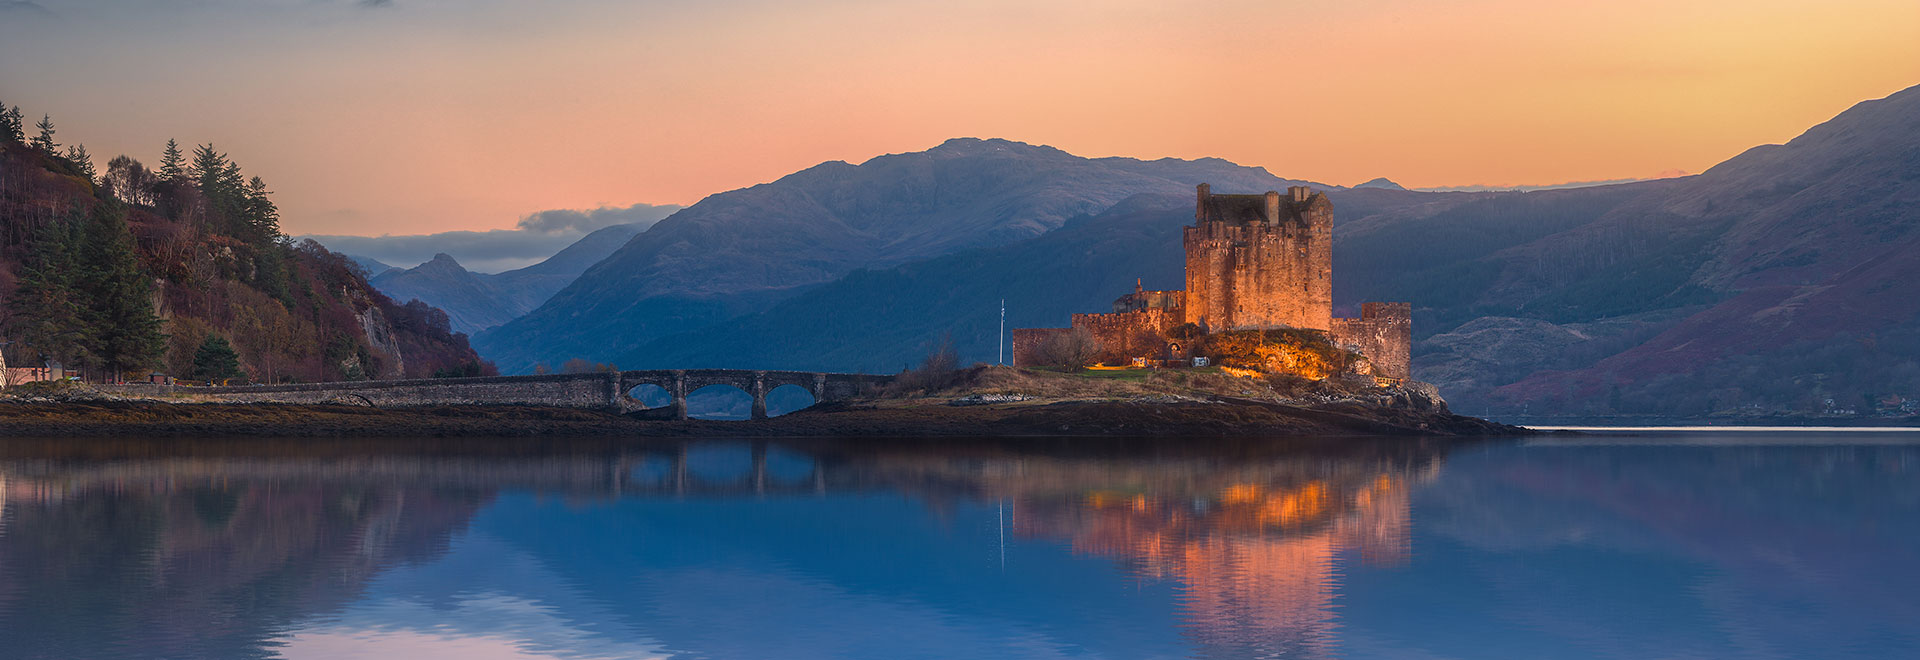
[605,369,887,420]
[626,384,673,410]
[684,383,754,420]
[764,383,817,417]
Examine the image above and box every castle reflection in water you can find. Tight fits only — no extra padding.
[826,440,1438,659]
[0,436,1435,659]
[3,436,1913,659]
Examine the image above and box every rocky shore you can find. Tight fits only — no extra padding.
[0,398,1522,438]
[0,369,1529,438]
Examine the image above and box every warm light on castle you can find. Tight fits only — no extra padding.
[1013,184,1413,379]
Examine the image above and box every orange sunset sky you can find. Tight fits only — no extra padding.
[2,0,1918,237]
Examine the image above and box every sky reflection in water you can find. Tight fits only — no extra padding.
[0,433,1915,659]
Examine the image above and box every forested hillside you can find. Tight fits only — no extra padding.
[0,100,489,383]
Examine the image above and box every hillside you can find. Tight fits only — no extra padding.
[473,138,1339,372]
[0,106,487,383]
[625,193,1190,372]
[1348,84,1920,414]
[483,221,648,311]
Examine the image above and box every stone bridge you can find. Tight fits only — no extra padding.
[106,370,891,420]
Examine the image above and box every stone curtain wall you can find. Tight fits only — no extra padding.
[1331,302,1413,380]
[1071,309,1180,362]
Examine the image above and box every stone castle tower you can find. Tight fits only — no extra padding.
[1183,184,1333,332]
[1011,184,1412,380]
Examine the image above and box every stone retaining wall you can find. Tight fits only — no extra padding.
[105,372,625,409]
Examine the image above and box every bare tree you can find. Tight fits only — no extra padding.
[1038,328,1102,368]
[561,358,616,374]
[105,155,155,206]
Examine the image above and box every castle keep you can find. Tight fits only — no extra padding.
[1187,184,1333,331]
[1012,184,1412,380]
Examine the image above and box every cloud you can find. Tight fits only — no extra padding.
[298,202,680,274]
[357,0,392,7]
[301,230,584,274]
[516,202,682,235]
[0,1,52,15]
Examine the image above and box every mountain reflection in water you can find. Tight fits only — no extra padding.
[0,434,1914,659]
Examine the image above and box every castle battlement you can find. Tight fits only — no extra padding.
[1193,183,1329,228]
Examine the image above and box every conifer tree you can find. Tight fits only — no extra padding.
[158,139,186,180]
[4,215,89,367]
[189,143,226,188]
[190,335,245,383]
[64,144,96,182]
[0,103,22,142]
[30,114,57,155]
[218,159,247,221]
[244,176,281,242]
[74,206,166,376]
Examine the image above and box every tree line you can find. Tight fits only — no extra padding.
[0,98,394,383]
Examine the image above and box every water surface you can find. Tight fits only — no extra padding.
[1,431,1914,659]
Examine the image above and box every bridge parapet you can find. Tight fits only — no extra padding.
[98,369,892,420]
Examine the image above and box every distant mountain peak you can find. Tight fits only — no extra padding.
[1354,177,1407,190]
[411,253,469,275]
[924,137,1075,160]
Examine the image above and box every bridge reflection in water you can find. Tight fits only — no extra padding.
[0,436,1437,659]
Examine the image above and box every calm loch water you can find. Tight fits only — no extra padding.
[1,432,1915,659]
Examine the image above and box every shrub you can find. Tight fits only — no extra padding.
[1037,327,1101,369]
[189,335,246,383]
[889,335,964,395]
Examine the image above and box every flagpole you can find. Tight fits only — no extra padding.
[998,299,1006,365]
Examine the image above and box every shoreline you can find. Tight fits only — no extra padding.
[0,397,1529,438]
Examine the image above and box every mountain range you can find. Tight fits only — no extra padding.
[471,138,1322,371]
[350,83,1918,417]
[358,222,645,335]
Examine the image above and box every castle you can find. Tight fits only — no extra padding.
[1012,184,1413,380]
